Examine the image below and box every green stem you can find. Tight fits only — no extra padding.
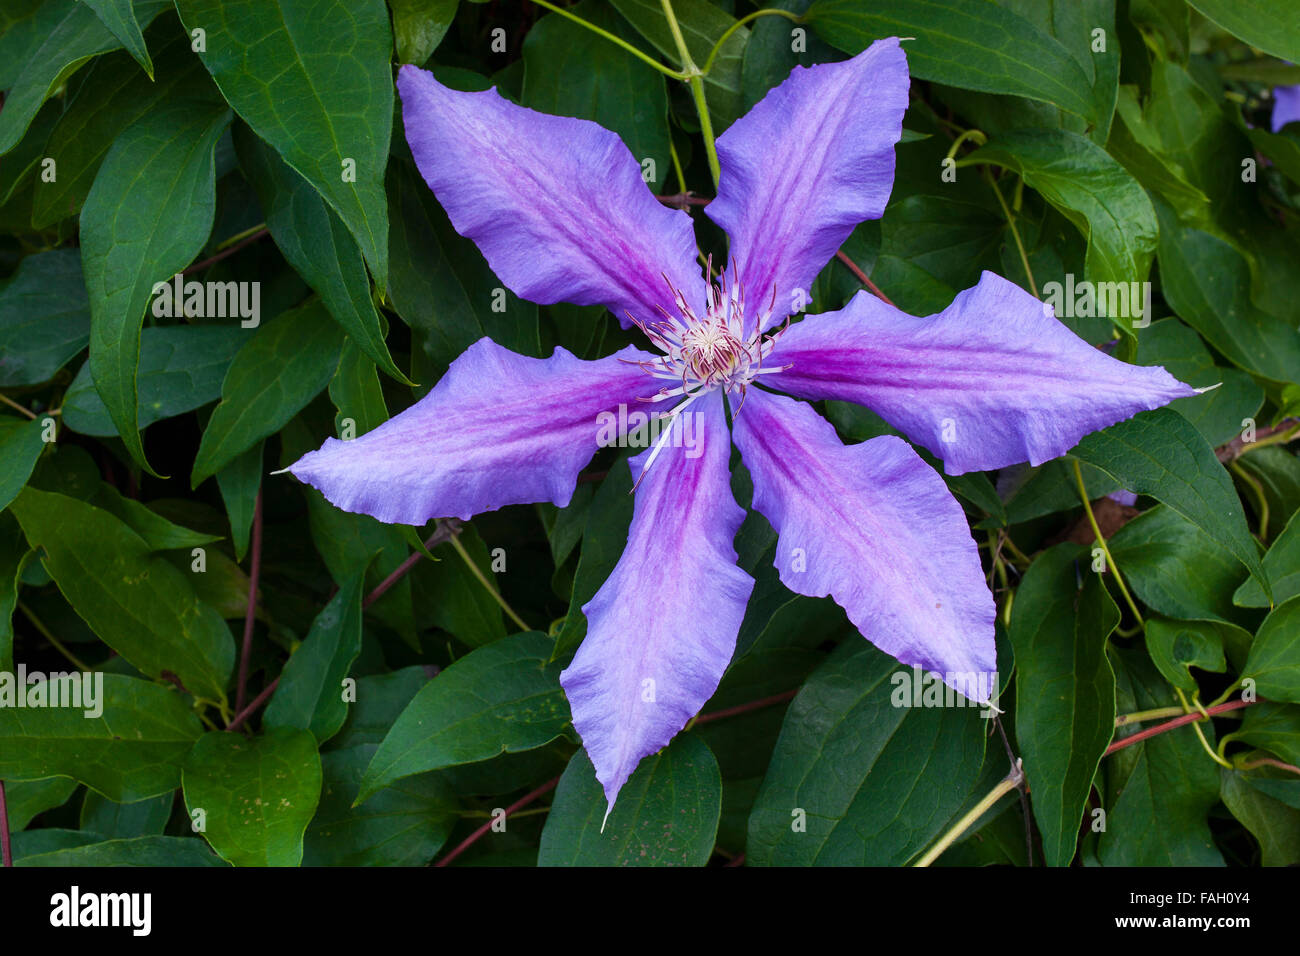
[448,535,531,633]
[983,167,1038,298]
[668,137,687,195]
[914,768,1023,867]
[1239,421,1300,456]
[701,8,802,75]
[1115,705,1187,726]
[1071,459,1144,629]
[659,0,721,188]
[1207,679,1243,709]
[943,128,987,163]
[0,393,36,420]
[215,222,268,251]
[1229,459,1269,541]
[530,0,689,79]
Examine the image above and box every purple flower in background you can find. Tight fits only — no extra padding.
[1273,84,1300,132]
[288,40,1196,810]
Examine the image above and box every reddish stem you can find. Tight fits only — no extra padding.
[833,249,896,307]
[183,229,270,275]
[1236,756,1300,776]
[235,489,264,715]
[693,689,797,726]
[363,520,461,609]
[0,780,11,867]
[226,677,280,733]
[1105,698,1254,755]
[435,776,560,867]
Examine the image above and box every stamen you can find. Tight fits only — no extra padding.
[625,263,791,484]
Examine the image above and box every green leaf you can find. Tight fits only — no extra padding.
[33,26,219,228]
[192,298,344,486]
[182,727,323,867]
[966,129,1158,296]
[295,473,416,648]
[1231,701,1300,767]
[551,464,633,663]
[539,733,720,866]
[523,2,671,191]
[0,514,29,674]
[1154,203,1300,384]
[390,0,458,65]
[1099,649,1224,865]
[16,835,226,867]
[411,526,505,649]
[1135,318,1263,448]
[63,325,245,437]
[0,416,49,515]
[262,568,366,744]
[81,0,153,78]
[0,0,170,156]
[0,99,60,209]
[2,776,78,831]
[1187,0,1300,64]
[215,441,263,563]
[0,250,91,387]
[1070,407,1267,598]
[1108,505,1249,624]
[1008,543,1118,867]
[329,341,389,438]
[0,674,203,802]
[304,745,458,865]
[1220,768,1300,866]
[1247,125,1300,188]
[1235,508,1300,608]
[0,1,65,89]
[1244,597,1300,703]
[1107,86,1212,220]
[80,790,174,839]
[1145,617,1227,692]
[359,632,570,803]
[174,0,394,286]
[331,667,432,750]
[747,639,988,865]
[806,0,1098,123]
[10,488,235,700]
[609,0,750,130]
[1235,448,1300,541]
[80,99,232,473]
[234,124,408,384]
[740,0,831,110]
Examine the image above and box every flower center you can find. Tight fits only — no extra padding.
[624,260,787,401]
[617,261,791,488]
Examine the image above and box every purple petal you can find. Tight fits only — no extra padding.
[730,389,995,698]
[1272,85,1300,132]
[288,338,664,524]
[767,272,1197,474]
[397,64,705,326]
[705,39,908,330]
[560,391,752,809]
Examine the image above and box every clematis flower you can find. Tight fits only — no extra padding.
[288,39,1196,810]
